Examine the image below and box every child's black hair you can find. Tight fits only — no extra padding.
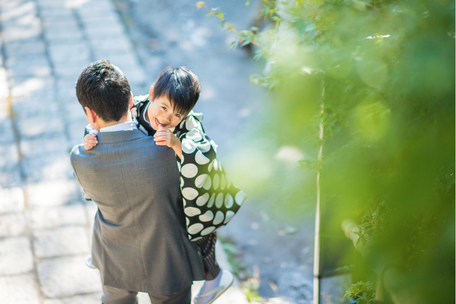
[152,66,201,115]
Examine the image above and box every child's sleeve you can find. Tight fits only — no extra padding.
[83,124,95,137]
[177,112,247,241]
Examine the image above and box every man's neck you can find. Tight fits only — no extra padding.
[98,113,132,130]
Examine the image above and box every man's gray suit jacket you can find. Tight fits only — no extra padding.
[70,129,204,295]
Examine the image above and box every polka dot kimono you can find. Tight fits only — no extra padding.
[176,112,247,241]
[131,96,246,242]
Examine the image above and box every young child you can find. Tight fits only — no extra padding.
[84,66,246,304]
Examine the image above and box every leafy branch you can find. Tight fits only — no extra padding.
[196,1,264,48]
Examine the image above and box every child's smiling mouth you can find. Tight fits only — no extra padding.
[155,118,166,128]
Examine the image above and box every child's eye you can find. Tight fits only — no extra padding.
[161,107,167,111]
[175,114,181,118]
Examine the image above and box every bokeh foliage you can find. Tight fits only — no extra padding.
[265,0,454,301]
[200,0,454,301]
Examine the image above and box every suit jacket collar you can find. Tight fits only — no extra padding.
[97,129,147,144]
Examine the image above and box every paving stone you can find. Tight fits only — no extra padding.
[43,293,102,304]
[0,142,19,169]
[0,0,34,10]
[62,101,84,121]
[1,14,40,30]
[130,84,148,99]
[121,65,147,86]
[41,16,78,26]
[277,269,313,303]
[0,213,27,237]
[0,116,17,144]
[19,135,68,157]
[17,114,65,139]
[33,226,90,258]
[77,7,118,20]
[73,0,114,11]
[56,79,78,101]
[38,7,73,18]
[0,274,41,304]
[36,0,67,6]
[0,236,34,275]
[54,59,92,80]
[41,13,75,23]
[84,23,126,41]
[67,124,88,148]
[6,57,52,78]
[3,40,46,58]
[29,203,87,230]
[0,168,23,188]
[0,1,37,21]
[26,179,80,207]
[22,153,74,183]
[0,129,22,188]
[0,187,24,214]
[0,67,9,99]
[81,13,121,28]
[1,25,41,43]
[91,36,134,58]
[36,255,102,298]
[44,26,83,42]
[9,77,55,99]
[12,96,59,116]
[48,42,91,64]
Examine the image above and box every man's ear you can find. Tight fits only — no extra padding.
[129,92,134,109]
[148,85,154,101]
[84,106,98,126]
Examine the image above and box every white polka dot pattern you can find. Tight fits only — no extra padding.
[213,174,219,190]
[235,191,247,206]
[207,193,215,208]
[201,226,216,236]
[188,223,204,234]
[195,150,210,165]
[224,194,233,208]
[199,210,214,222]
[224,211,235,224]
[181,163,198,178]
[215,193,224,208]
[182,187,198,200]
[196,193,210,206]
[213,211,224,225]
[174,111,247,241]
[187,128,203,142]
[182,139,196,154]
[185,207,201,216]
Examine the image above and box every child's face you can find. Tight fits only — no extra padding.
[147,96,187,130]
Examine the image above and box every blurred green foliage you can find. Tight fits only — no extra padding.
[344,280,376,304]
[201,0,454,302]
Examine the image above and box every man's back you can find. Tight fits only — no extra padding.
[70,129,204,294]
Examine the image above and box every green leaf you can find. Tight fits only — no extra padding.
[305,23,317,32]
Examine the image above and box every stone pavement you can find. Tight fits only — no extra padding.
[0,0,248,303]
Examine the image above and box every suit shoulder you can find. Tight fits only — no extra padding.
[70,145,84,163]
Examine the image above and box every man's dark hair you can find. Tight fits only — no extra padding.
[76,59,131,122]
[152,66,201,115]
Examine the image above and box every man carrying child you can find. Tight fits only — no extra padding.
[71,60,239,304]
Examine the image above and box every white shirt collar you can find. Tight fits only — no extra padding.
[99,121,137,133]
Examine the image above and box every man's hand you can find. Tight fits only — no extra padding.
[154,125,182,159]
[84,133,98,150]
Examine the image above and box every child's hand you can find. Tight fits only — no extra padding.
[154,125,180,150]
[84,133,98,150]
